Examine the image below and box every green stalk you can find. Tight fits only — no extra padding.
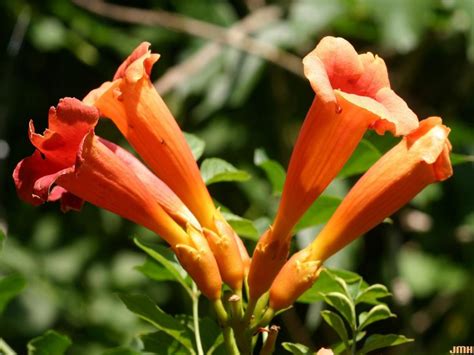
[259,325,279,355]
[192,283,204,355]
[223,327,240,355]
[243,297,257,325]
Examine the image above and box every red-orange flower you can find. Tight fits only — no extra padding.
[13,97,222,300]
[247,36,419,301]
[269,117,453,310]
[84,43,247,290]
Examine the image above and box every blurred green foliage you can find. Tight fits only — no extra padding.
[1,0,473,354]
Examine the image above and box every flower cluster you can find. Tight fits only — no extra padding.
[14,36,452,321]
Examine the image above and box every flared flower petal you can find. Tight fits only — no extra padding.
[248,36,419,301]
[13,97,222,299]
[85,43,245,290]
[269,117,452,310]
[304,36,417,136]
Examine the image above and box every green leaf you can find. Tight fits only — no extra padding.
[358,304,395,331]
[184,132,206,160]
[197,317,223,354]
[333,276,351,299]
[297,268,362,303]
[320,310,349,347]
[332,331,366,355]
[221,211,259,240]
[254,148,286,195]
[141,331,189,354]
[328,269,364,284]
[294,196,341,232]
[451,153,474,165]
[119,293,195,354]
[201,158,251,185]
[398,248,468,297]
[281,342,313,355]
[346,279,364,301]
[0,338,16,355]
[134,238,192,296]
[27,330,71,355]
[355,284,391,305]
[0,274,27,313]
[338,140,382,178]
[357,334,413,354]
[322,293,356,329]
[135,258,176,282]
[30,17,67,52]
[364,0,433,53]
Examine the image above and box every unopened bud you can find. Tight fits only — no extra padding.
[247,228,290,301]
[202,210,245,291]
[269,249,322,311]
[174,224,222,300]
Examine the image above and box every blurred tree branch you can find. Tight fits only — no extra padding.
[73,0,304,84]
[155,5,284,95]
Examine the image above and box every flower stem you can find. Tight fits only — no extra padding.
[243,296,257,325]
[259,325,279,355]
[223,326,240,355]
[212,298,229,325]
[251,307,274,332]
[192,283,204,355]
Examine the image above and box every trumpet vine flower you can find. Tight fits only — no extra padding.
[248,36,419,301]
[269,117,453,310]
[13,97,222,300]
[84,43,246,290]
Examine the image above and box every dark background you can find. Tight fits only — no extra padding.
[1,0,473,354]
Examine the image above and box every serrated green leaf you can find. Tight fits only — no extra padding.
[141,331,189,354]
[451,153,474,165]
[346,278,364,301]
[254,148,286,195]
[294,196,341,232]
[358,304,395,331]
[0,274,27,313]
[220,211,259,240]
[297,268,362,303]
[281,342,312,355]
[355,284,391,305]
[321,310,349,347]
[134,238,192,296]
[201,158,251,185]
[322,293,356,329]
[119,293,195,354]
[357,334,413,354]
[333,276,350,299]
[338,140,382,178]
[183,132,206,160]
[27,330,71,355]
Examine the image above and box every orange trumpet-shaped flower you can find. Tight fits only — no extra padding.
[84,43,245,290]
[13,97,222,300]
[269,117,453,310]
[247,36,419,301]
